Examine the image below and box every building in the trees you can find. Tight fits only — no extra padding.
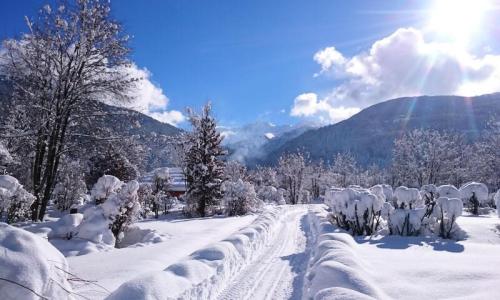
[140,167,187,197]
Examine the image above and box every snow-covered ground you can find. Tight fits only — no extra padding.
[354,212,500,300]
[217,206,311,300]
[8,204,500,299]
[67,211,256,298]
[306,205,500,300]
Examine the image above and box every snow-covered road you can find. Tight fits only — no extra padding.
[217,206,312,300]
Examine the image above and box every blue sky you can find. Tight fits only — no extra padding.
[1,0,499,127]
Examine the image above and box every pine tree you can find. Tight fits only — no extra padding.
[184,103,226,217]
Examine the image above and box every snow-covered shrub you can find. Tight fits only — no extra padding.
[76,176,141,247]
[257,185,285,204]
[53,160,87,211]
[495,190,500,217]
[437,184,460,199]
[387,186,427,236]
[151,168,172,218]
[369,184,393,203]
[0,175,35,223]
[222,179,261,216]
[459,182,489,215]
[0,223,74,299]
[394,186,423,209]
[137,183,154,218]
[326,187,384,236]
[104,180,141,243]
[387,206,426,236]
[421,184,438,203]
[434,197,463,239]
[90,174,123,204]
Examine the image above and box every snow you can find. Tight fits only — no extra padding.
[107,206,289,300]
[307,204,500,300]
[91,175,123,203]
[394,186,423,209]
[67,211,257,298]
[459,182,489,205]
[306,206,387,299]
[264,132,275,139]
[153,167,170,180]
[0,223,74,300]
[437,184,460,199]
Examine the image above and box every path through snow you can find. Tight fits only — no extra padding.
[217,206,312,300]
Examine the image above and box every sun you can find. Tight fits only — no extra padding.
[427,0,491,44]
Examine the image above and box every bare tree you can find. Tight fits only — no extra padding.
[0,0,136,220]
[332,152,358,187]
[278,152,307,204]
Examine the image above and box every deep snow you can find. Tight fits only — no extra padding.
[6,203,500,300]
[68,211,256,298]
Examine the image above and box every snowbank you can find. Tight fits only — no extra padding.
[305,207,387,300]
[0,223,74,300]
[107,206,290,299]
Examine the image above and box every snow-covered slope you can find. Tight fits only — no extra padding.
[265,93,500,166]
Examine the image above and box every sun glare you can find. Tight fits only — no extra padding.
[428,0,490,44]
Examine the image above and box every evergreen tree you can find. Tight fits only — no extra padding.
[184,103,226,217]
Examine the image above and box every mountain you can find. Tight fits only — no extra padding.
[221,122,315,166]
[0,78,182,171]
[262,93,500,167]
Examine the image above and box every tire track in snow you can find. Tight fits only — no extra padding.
[217,206,312,300]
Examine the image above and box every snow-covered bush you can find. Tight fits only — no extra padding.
[222,179,261,216]
[495,190,500,217]
[105,180,141,242]
[76,176,141,247]
[387,206,426,236]
[325,187,384,236]
[90,175,123,204]
[394,186,423,209]
[434,197,463,239]
[257,185,285,205]
[420,184,438,204]
[0,175,35,223]
[369,184,393,203]
[53,160,87,211]
[137,183,154,218]
[437,185,460,199]
[0,223,74,299]
[151,168,172,218]
[459,182,489,215]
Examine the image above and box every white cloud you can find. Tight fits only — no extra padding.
[291,93,360,124]
[125,64,185,126]
[313,46,346,76]
[293,27,500,124]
